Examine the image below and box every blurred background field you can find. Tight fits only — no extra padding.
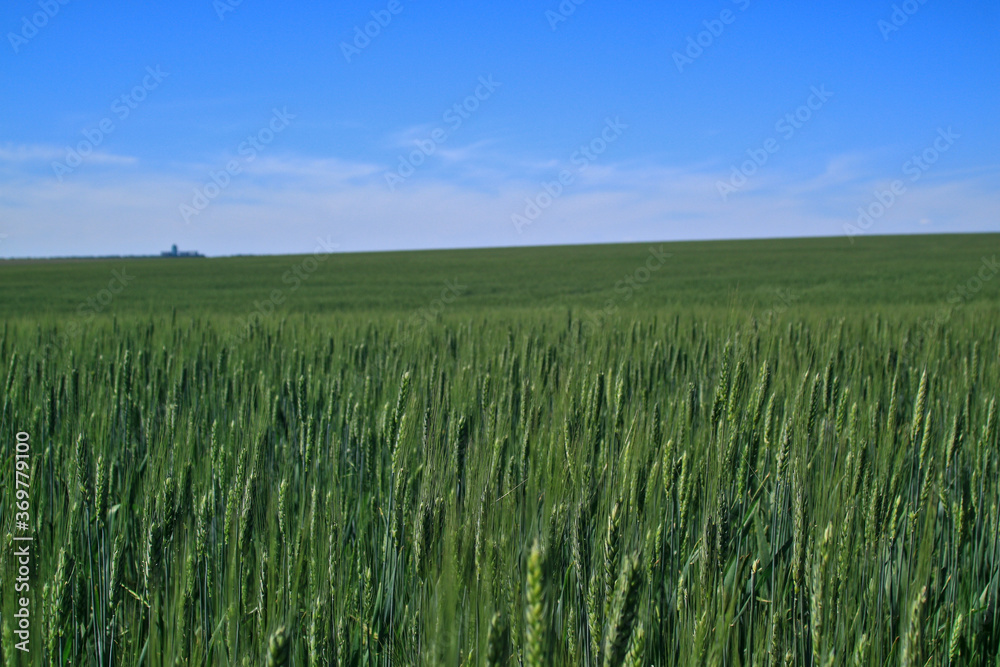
[2,234,998,319]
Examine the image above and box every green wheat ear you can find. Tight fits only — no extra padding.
[604,500,623,621]
[524,539,547,667]
[769,610,784,667]
[267,625,290,667]
[604,554,643,667]
[948,613,964,663]
[623,620,645,667]
[486,611,510,667]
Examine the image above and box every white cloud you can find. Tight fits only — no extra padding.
[0,144,65,162]
[0,143,137,167]
[1,144,997,258]
[240,155,382,182]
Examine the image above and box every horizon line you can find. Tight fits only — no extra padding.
[1,229,996,262]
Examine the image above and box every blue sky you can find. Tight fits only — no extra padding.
[1,0,998,257]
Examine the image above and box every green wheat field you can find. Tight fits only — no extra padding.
[1,233,999,665]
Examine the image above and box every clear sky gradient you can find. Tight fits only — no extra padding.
[1,1,998,257]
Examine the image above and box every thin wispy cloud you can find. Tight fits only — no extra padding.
[0,143,137,167]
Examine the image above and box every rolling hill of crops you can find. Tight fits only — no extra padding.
[1,234,998,665]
